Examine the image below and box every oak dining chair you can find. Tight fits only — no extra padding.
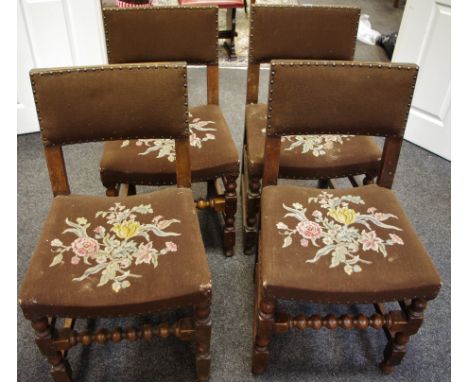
[252,60,441,375]
[19,63,212,382]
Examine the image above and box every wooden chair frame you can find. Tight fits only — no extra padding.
[26,64,211,382]
[252,61,423,375]
[101,7,239,257]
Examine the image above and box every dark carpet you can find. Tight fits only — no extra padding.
[17,66,450,381]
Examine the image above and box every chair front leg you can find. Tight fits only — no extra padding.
[30,317,72,382]
[194,299,212,382]
[363,173,376,185]
[105,183,119,197]
[252,272,276,376]
[223,175,238,257]
[379,299,427,374]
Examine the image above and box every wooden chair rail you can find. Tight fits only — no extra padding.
[273,311,404,333]
[36,317,195,355]
[195,197,225,212]
[253,297,428,375]
[50,317,196,352]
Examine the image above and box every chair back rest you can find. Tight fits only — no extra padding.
[262,60,419,189]
[103,6,218,65]
[30,63,191,194]
[102,6,219,104]
[247,4,360,103]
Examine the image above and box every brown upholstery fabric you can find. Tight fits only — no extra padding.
[259,184,441,304]
[100,105,240,186]
[20,188,211,319]
[249,5,360,64]
[245,104,381,179]
[103,7,218,64]
[267,60,418,138]
[30,63,188,146]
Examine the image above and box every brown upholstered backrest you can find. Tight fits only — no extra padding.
[103,6,218,65]
[267,60,418,138]
[261,60,419,189]
[249,5,360,64]
[30,63,189,146]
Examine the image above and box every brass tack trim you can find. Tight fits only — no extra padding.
[103,6,218,65]
[265,60,418,138]
[31,64,189,145]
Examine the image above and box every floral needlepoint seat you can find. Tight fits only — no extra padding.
[245,103,382,180]
[259,184,440,304]
[101,105,239,186]
[20,63,213,381]
[20,188,210,318]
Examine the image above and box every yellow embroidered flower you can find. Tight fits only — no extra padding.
[328,206,358,225]
[112,220,141,239]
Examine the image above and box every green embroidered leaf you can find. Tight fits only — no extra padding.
[282,235,292,248]
[147,225,181,237]
[156,218,180,230]
[97,263,118,286]
[330,249,346,268]
[63,218,88,237]
[151,253,159,268]
[73,263,107,282]
[356,215,402,231]
[283,204,308,221]
[114,271,130,282]
[307,245,335,263]
[49,254,63,267]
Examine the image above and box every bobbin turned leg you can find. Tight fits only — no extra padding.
[244,174,261,255]
[30,317,72,382]
[127,183,136,196]
[318,178,329,189]
[379,299,427,374]
[223,175,238,257]
[252,295,276,375]
[105,183,119,197]
[223,8,237,59]
[363,173,375,185]
[194,299,212,382]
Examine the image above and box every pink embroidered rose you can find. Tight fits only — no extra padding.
[367,207,377,214]
[71,256,80,265]
[374,212,386,221]
[165,241,177,252]
[389,233,404,245]
[359,230,383,252]
[312,210,322,218]
[296,220,322,241]
[71,237,99,258]
[300,239,309,247]
[94,226,105,235]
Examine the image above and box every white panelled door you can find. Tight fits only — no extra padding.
[17,0,107,134]
[393,0,451,160]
